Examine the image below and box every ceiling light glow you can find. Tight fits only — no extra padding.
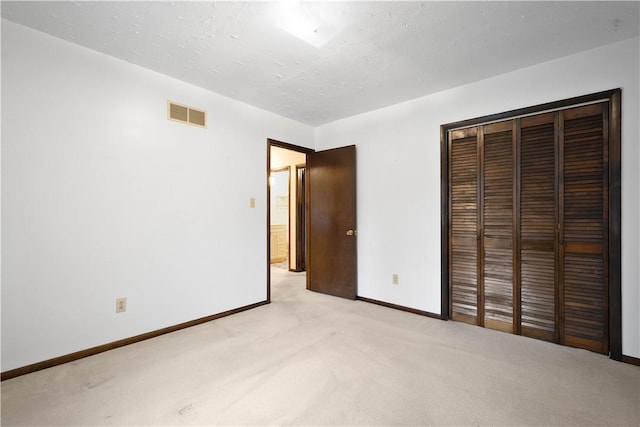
[274,1,341,48]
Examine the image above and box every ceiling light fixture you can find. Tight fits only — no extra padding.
[274,1,342,48]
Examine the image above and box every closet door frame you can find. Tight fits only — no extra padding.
[440,89,622,361]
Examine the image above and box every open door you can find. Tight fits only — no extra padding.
[307,145,357,299]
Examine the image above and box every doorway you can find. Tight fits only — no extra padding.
[269,167,290,267]
[267,140,312,302]
[267,139,358,303]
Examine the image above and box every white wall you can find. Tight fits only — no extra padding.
[1,20,314,372]
[3,20,639,372]
[316,37,640,358]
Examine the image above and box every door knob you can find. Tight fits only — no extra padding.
[346,229,357,236]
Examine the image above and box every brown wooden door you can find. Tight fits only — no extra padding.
[450,121,517,333]
[307,145,357,299]
[481,121,516,333]
[519,112,558,342]
[449,127,479,324]
[559,103,609,353]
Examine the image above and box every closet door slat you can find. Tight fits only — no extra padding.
[482,124,514,332]
[561,104,608,353]
[450,131,479,324]
[520,114,557,342]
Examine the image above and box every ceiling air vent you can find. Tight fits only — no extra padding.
[167,101,207,128]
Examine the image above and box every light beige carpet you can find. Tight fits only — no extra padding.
[2,268,639,426]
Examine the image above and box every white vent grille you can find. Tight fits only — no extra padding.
[167,101,207,128]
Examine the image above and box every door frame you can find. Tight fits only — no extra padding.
[294,163,307,272]
[440,89,622,360]
[267,139,314,303]
[269,166,291,264]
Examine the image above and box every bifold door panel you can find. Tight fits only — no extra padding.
[519,113,557,342]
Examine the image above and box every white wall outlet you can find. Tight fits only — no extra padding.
[249,197,256,208]
[392,274,399,285]
[116,297,127,313]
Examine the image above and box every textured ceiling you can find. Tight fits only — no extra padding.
[2,1,639,126]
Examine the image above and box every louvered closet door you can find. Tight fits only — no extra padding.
[481,121,515,332]
[447,99,611,354]
[519,113,558,342]
[449,127,479,325]
[560,104,609,353]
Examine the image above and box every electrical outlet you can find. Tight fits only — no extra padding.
[249,197,256,208]
[392,274,399,285]
[116,297,127,313]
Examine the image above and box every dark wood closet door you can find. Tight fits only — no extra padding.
[519,113,558,342]
[443,90,621,358]
[447,102,610,353]
[560,103,609,353]
[481,121,515,332]
[449,127,479,324]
